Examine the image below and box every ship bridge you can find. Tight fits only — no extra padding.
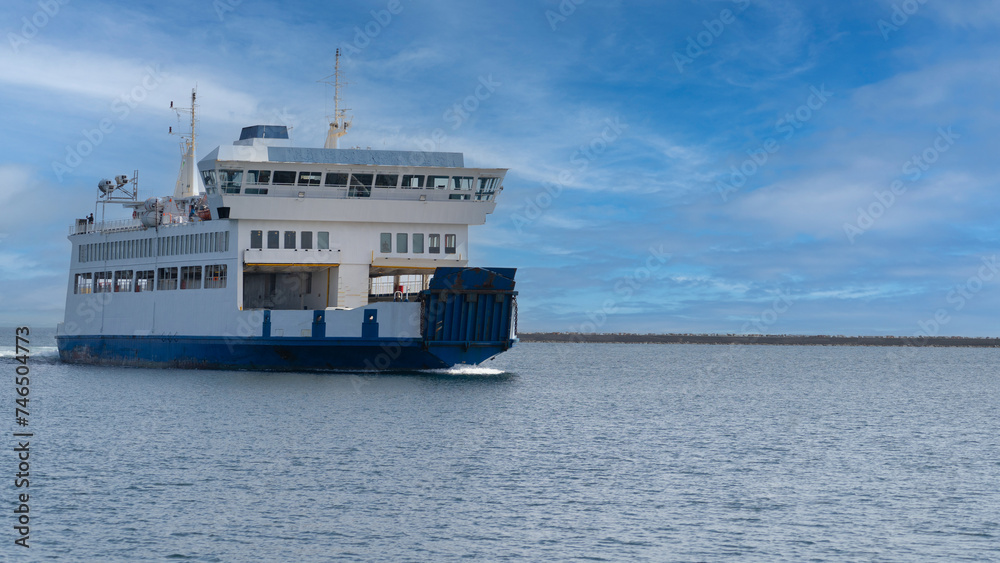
[197,126,502,206]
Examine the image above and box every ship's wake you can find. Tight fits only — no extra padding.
[425,365,508,376]
[0,346,61,363]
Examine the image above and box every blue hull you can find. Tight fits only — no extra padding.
[56,267,518,372]
[55,334,513,371]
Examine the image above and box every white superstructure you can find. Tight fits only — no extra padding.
[59,128,504,346]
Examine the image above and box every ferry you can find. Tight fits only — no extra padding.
[55,73,517,370]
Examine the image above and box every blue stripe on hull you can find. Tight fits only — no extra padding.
[55,335,512,371]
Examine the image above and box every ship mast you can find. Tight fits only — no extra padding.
[321,49,352,149]
[170,88,201,199]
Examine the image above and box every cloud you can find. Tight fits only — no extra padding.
[927,1,1000,28]
[0,44,270,130]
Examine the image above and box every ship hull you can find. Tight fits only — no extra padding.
[55,334,514,371]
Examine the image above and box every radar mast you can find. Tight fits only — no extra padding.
[320,49,352,149]
[170,88,201,199]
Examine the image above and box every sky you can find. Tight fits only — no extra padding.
[1,0,999,337]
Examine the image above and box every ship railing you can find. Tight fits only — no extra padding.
[221,184,499,203]
[68,218,144,235]
[69,216,211,235]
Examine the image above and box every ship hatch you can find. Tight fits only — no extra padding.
[243,272,315,310]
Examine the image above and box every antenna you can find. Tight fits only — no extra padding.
[319,49,352,149]
[171,88,197,157]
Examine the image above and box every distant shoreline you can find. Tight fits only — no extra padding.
[517,333,1000,348]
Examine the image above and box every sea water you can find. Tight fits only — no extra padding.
[2,329,999,561]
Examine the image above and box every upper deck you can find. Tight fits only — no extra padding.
[198,125,504,205]
[68,124,507,237]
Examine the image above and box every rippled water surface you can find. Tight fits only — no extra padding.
[3,329,1000,561]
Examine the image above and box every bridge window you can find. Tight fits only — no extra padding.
[452,176,474,191]
[317,231,330,249]
[429,234,440,254]
[158,267,178,291]
[115,270,133,292]
[284,231,296,249]
[396,233,408,253]
[267,231,279,249]
[247,170,270,184]
[205,265,227,289]
[325,172,349,187]
[402,175,424,188]
[428,175,450,189]
[219,169,243,194]
[246,170,270,194]
[380,233,391,253]
[412,233,424,254]
[349,174,373,198]
[298,171,321,186]
[445,234,456,254]
[375,174,399,189]
[301,231,313,249]
[201,170,217,195]
[180,266,202,290]
[476,177,499,200]
[273,171,296,185]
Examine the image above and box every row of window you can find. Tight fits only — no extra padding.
[249,230,332,250]
[203,169,500,200]
[380,233,456,254]
[74,265,228,294]
[78,232,230,264]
